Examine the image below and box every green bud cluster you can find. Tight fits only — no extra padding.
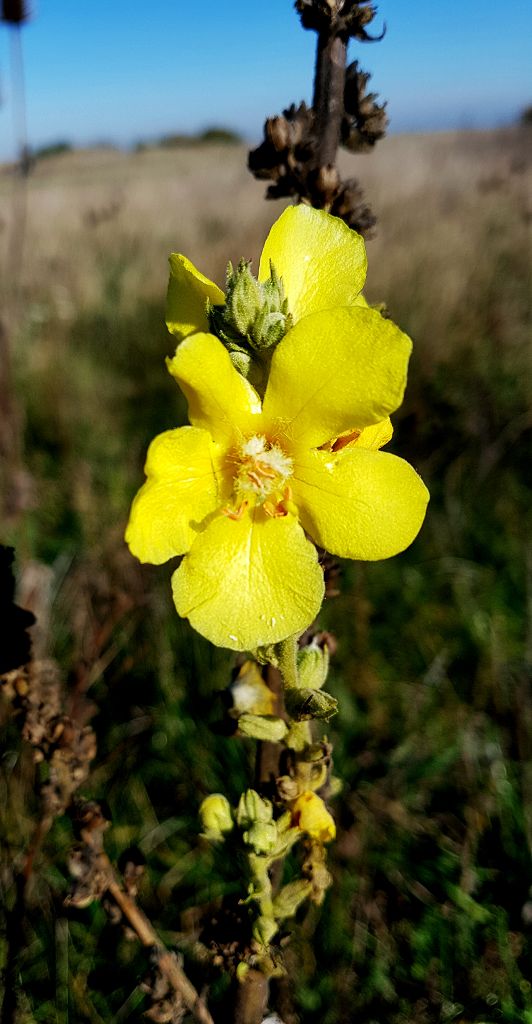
[207,259,293,389]
[236,788,273,829]
[199,633,341,956]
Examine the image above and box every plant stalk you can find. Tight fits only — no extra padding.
[312,28,347,174]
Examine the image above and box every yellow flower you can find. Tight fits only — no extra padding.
[291,791,336,844]
[125,206,429,651]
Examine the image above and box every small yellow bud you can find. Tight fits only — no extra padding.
[291,791,336,844]
[199,794,234,840]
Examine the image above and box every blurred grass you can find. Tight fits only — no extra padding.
[1,128,531,1022]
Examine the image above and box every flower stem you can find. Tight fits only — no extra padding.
[254,663,285,795]
[276,633,300,689]
[312,27,347,177]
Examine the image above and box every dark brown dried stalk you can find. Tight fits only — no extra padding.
[248,0,387,235]
[1,654,97,1024]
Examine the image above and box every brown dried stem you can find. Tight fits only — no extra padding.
[312,28,346,178]
[233,969,269,1024]
[105,873,215,1024]
[248,0,387,234]
[66,805,215,1024]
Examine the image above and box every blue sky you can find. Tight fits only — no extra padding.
[0,0,531,159]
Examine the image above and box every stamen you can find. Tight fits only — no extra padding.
[222,499,249,521]
[325,429,361,452]
[332,430,360,451]
[234,434,293,503]
[263,486,296,519]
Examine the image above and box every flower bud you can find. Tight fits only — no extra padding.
[273,879,312,920]
[226,259,263,337]
[291,791,336,844]
[199,794,234,841]
[229,350,252,378]
[243,820,279,856]
[297,640,330,690]
[285,687,338,722]
[251,309,286,350]
[236,789,273,829]
[238,713,288,742]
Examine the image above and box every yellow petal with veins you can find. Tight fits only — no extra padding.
[322,418,393,453]
[263,307,412,449]
[172,507,324,651]
[258,205,367,321]
[125,427,226,563]
[166,254,225,340]
[356,418,393,450]
[166,332,262,445]
[291,447,429,560]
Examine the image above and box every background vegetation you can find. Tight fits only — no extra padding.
[1,125,531,1022]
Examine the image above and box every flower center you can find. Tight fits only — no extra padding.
[237,435,292,499]
[223,435,295,520]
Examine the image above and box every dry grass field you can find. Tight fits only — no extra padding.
[2,127,530,323]
[1,127,531,1023]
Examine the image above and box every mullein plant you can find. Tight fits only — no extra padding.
[125,204,429,987]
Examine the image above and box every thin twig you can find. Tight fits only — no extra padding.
[100,854,215,1024]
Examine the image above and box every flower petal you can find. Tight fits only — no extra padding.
[258,205,367,321]
[125,427,225,564]
[356,418,393,450]
[172,508,325,651]
[166,332,262,444]
[291,447,429,560]
[292,791,336,843]
[262,307,412,449]
[322,418,393,453]
[166,254,225,340]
